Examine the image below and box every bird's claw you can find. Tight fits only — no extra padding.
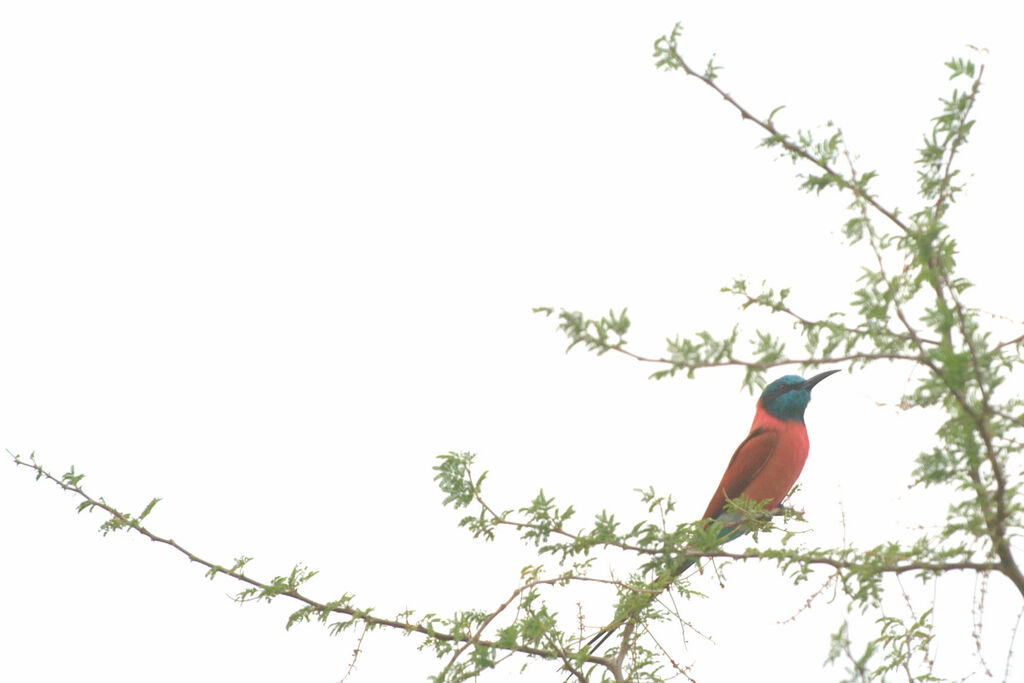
[769,504,804,518]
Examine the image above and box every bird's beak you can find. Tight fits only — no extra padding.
[800,368,841,391]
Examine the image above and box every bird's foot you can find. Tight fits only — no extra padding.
[769,504,804,518]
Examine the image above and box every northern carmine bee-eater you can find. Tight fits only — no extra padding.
[586,369,840,654]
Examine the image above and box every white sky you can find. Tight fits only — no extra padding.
[3,2,1024,682]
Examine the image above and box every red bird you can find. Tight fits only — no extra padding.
[586,369,839,654]
[699,369,839,541]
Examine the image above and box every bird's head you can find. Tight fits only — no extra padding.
[759,369,840,422]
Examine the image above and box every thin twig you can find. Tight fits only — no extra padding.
[338,622,368,683]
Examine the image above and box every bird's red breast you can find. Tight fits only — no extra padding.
[701,402,810,520]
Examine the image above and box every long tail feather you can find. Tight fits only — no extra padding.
[582,557,697,655]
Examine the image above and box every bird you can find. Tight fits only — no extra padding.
[585,369,840,655]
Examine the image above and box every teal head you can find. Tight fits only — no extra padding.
[759,370,840,422]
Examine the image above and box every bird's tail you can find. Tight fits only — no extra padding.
[582,556,698,655]
[583,512,754,656]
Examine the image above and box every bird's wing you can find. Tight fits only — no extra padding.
[701,427,779,520]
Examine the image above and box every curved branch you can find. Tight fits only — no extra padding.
[8,452,605,666]
[608,345,921,370]
[660,29,911,237]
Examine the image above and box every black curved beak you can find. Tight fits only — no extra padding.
[800,368,841,391]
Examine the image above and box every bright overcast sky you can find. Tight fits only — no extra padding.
[3,2,1023,682]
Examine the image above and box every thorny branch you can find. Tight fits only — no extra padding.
[656,28,913,237]
[609,344,921,370]
[7,452,605,670]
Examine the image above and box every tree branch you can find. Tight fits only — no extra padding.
[659,26,911,237]
[8,452,606,667]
